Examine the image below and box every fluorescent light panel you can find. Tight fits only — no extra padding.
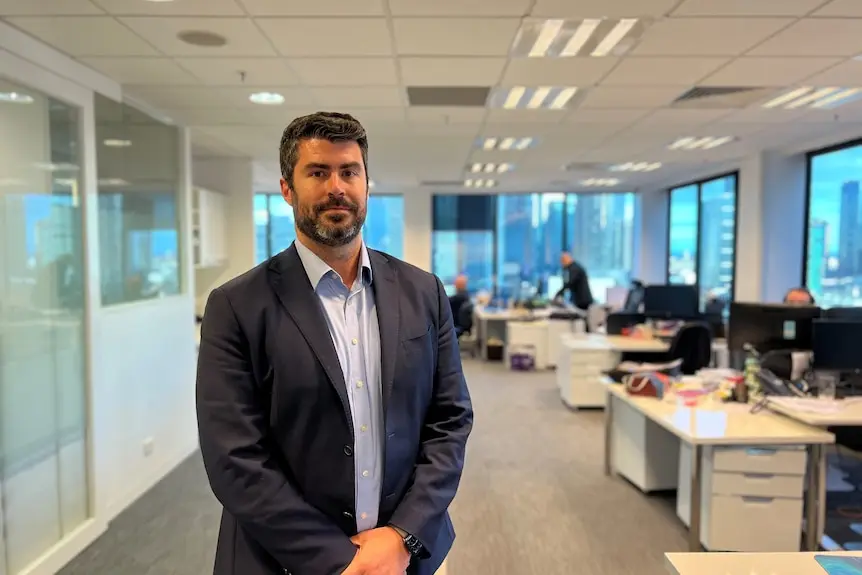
[480,137,534,151]
[668,136,734,151]
[581,178,620,187]
[490,86,578,110]
[763,86,862,110]
[249,91,284,105]
[610,161,661,172]
[512,18,648,58]
[470,163,513,174]
[464,179,496,188]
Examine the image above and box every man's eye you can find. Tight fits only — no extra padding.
[311,171,325,177]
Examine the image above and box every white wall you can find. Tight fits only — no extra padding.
[192,156,255,315]
[1,22,199,575]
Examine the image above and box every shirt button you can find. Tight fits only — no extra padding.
[360,424,367,432]
[362,470,369,477]
[356,380,364,388]
[343,445,353,456]
[351,338,358,345]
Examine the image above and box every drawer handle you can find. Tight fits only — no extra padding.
[742,496,774,504]
[744,448,777,456]
[743,473,774,480]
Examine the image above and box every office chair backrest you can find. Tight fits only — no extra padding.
[457,301,474,335]
[606,312,645,335]
[668,322,713,375]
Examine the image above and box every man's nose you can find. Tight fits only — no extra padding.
[325,173,346,196]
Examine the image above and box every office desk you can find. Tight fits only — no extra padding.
[474,308,551,360]
[665,551,862,575]
[604,384,834,552]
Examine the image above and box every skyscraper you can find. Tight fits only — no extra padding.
[807,219,827,295]
[838,181,860,276]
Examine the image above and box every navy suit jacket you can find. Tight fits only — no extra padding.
[196,244,473,575]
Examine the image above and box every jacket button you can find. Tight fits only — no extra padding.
[343,511,354,520]
[344,445,353,456]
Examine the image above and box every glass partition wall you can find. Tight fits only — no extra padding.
[0,77,89,574]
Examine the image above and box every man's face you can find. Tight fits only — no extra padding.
[785,289,813,306]
[560,254,571,267]
[281,138,368,247]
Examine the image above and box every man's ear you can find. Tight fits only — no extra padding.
[279,177,294,206]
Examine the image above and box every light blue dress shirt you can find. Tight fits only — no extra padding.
[294,240,383,533]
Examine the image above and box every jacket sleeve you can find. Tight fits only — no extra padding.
[388,276,474,556]
[196,287,356,575]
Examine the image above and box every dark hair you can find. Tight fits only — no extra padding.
[279,111,369,188]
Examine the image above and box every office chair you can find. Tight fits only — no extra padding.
[667,322,713,375]
[606,312,645,335]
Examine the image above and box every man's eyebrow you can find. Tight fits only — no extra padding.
[303,161,363,170]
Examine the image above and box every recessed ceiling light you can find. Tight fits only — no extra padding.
[610,161,662,172]
[0,92,34,104]
[464,179,496,189]
[33,162,79,172]
[763,86,862,110]
[103,139,132,147]
[98,178,130,187]
[668,136,734,151]
[177,30,227,47]
[249,92,285,105]
[480,137,534,151]
[581,178,620,187]
[469,162,513,174]
[489,86,579,110]
[511,17,649,58]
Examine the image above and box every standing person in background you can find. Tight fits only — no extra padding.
[554,251,594,312]
[196,111,473,575]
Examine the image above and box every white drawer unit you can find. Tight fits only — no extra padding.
[506,321,550,370]
[557,337,619,408]
[678,444,808,552]
[610,395,680,492]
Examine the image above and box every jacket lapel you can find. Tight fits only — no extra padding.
[267,245,352,430]
[369,250,400,414]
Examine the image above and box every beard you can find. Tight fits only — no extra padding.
[294,194,366,247]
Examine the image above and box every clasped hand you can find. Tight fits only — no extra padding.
[342,526,410,575]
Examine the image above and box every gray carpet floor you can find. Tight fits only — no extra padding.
[59,360,686,575]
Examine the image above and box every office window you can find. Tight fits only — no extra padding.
[431,192,638,300]
[432,195,496,295]
[565,193,636,303]
[667,173,738,312]
[254,193,403,263]
[806,142,862,306]
[95,94,182,305]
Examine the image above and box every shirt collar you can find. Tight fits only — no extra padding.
[294,239,373,291]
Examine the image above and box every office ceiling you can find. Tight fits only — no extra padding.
[4,0,862,193]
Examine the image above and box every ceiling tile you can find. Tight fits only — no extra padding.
[92,0,244,16]
[531,0,679,17]
[81,57,200,85]
[392,18,521,56]
[5,16,158,56]
[485,109,569,123]
[311,86,406,107]
[119,17,276,56]
[672,0,827,16]
[802,59,862,86]
[478,122,560,137]
[257,18,393,56]
[124,86,314,109]
[288,58,398,86]
[407,107,486,123]
[388,0,531,16]
[175,58,298,85]
[632,17,794,56]
[502,57,618,86]
[169,106,316,126]
[579,86,687,108]
[566,109,650,123]
[719,108,811,125]
[0,0,102,15]
[601,56,728,86]
[700,57,843,86]
[749,19,862,57]
[814,0,862,17]
[399,57,506,86]
[237,0,384,15]
[637,108,733,125]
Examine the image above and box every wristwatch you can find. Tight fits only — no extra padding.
[390,525,423,557]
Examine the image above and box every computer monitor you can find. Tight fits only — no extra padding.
[727,302,821,353]
[642,284,699,319]
[812,320,862,372]
[822,307,862,320]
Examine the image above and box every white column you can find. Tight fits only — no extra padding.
[192,156,255,314]
[635,190,669,284]
[735,154,766,301]
[403,187,432,272]
[760,151,807,302]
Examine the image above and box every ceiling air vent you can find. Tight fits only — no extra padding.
[672,86,772,109]
[420,180,464,187]
[407,87,490,107]
[562,161,605,172]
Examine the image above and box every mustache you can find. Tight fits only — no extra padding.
[315,198,358,214]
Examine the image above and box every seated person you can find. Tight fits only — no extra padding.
[783,287,816,305]
[449,274,472,335]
